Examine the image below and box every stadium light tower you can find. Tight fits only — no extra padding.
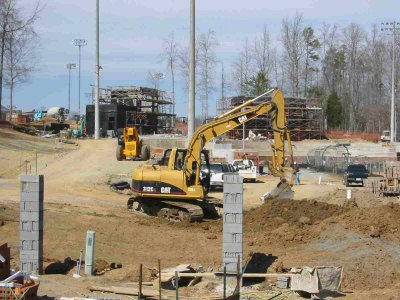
[152,72,165,90]
[65,63,76,117]
[72,38,87,116]
[381,21,400,143]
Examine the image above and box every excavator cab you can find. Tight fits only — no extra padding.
[157,148,211,195]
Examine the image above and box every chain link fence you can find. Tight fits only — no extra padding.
[306,144,387,175]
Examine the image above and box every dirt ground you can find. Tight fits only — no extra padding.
[1,127,400,299]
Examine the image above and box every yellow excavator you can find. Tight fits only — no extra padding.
[127,88,295,222]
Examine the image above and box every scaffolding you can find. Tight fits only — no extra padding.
[98,86,175,133]
[217,95,325,141]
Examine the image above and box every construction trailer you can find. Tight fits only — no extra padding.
[86,86,175,136]
[217,96,325,141]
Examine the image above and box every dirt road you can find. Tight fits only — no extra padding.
[1,128,400,299]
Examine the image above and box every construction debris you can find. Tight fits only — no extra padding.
[93,259,123,275]
[290,266,343,296]
[0,271,40,300]
[89,285,160,298]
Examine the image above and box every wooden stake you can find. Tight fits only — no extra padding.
[175,271,179,299]
[236,255,241,297]
[158,259,161,300]
[223,265,226,299]
[139,264,142,300]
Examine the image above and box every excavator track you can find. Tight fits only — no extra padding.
[127,198,210,222]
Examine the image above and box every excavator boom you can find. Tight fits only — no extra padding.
[184,88,294,187]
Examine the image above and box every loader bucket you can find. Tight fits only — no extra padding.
[260,180,293,202]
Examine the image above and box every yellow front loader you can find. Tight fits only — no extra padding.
[128,88,295,222]
[116,127,150,161]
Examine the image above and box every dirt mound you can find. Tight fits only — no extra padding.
[336,202,400,238]
[241,199,348,247]
[245,199,346,227]
[316,188,395,208]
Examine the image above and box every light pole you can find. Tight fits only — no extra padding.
[188,0,195,141]
[72,38,87,116]
[381,21,400,143]
[94,0,100,140]
[152,73,164,90]
[65,63,76,117]
[152,73,164,115]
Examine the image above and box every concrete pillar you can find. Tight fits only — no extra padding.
[223,174,243,288]
[20,174,44,275]
[85,231,96,275]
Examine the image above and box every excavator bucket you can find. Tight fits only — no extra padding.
[260,179,294,202]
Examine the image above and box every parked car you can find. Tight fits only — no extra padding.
[232,159,257,182]
[343,164,369,186]
[201,162,237,190]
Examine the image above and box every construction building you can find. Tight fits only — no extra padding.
[86,86,175,136]
[217,95,325,141]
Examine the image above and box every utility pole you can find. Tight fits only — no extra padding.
[94,0,100,140]
[65,63,76,118]
[73,38,87,116]
[381,21,400,143]
[188,0,195,142]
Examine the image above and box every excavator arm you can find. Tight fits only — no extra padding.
[184,88,295,187]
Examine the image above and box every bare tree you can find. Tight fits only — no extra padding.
[177,45,199,94]
[0,0,41,119]
[281,12,305,96]
[197,29,218,121]
[5,26,38,120]
[162,33,179,118]
[231,38,252,95]
[342,23,366,131]
[253,25,273,80]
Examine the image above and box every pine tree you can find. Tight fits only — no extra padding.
[326,91,342,128]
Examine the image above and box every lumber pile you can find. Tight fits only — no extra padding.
[384,165,400,179]
[363,178,382,196]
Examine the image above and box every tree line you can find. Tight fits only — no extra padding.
[162,13,397,133]
[0,0,41,120]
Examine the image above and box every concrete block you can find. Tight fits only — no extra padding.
[21,182,43,193]
[223,193,243,205]
[20,200,43,212]
[223,184,243,193]
[223,174,243,286]
[224,174,243,184]
[20,252,42,261]
[20,238,42,250]
[223,244,243,253]
[20,191,44,202]
[20,260,42,274]
[20,220,43,231]
[20,174,44,275]
[20,211,43,222]
[20,174,43,183]
[20,231,43,242]
[223,233,242,243]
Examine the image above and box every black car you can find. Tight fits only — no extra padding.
[343,164,369,186]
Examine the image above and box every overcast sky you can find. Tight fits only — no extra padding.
[14,0,400,117]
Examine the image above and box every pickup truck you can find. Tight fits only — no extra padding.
[343,164,369,186]
[232,159,257,182]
